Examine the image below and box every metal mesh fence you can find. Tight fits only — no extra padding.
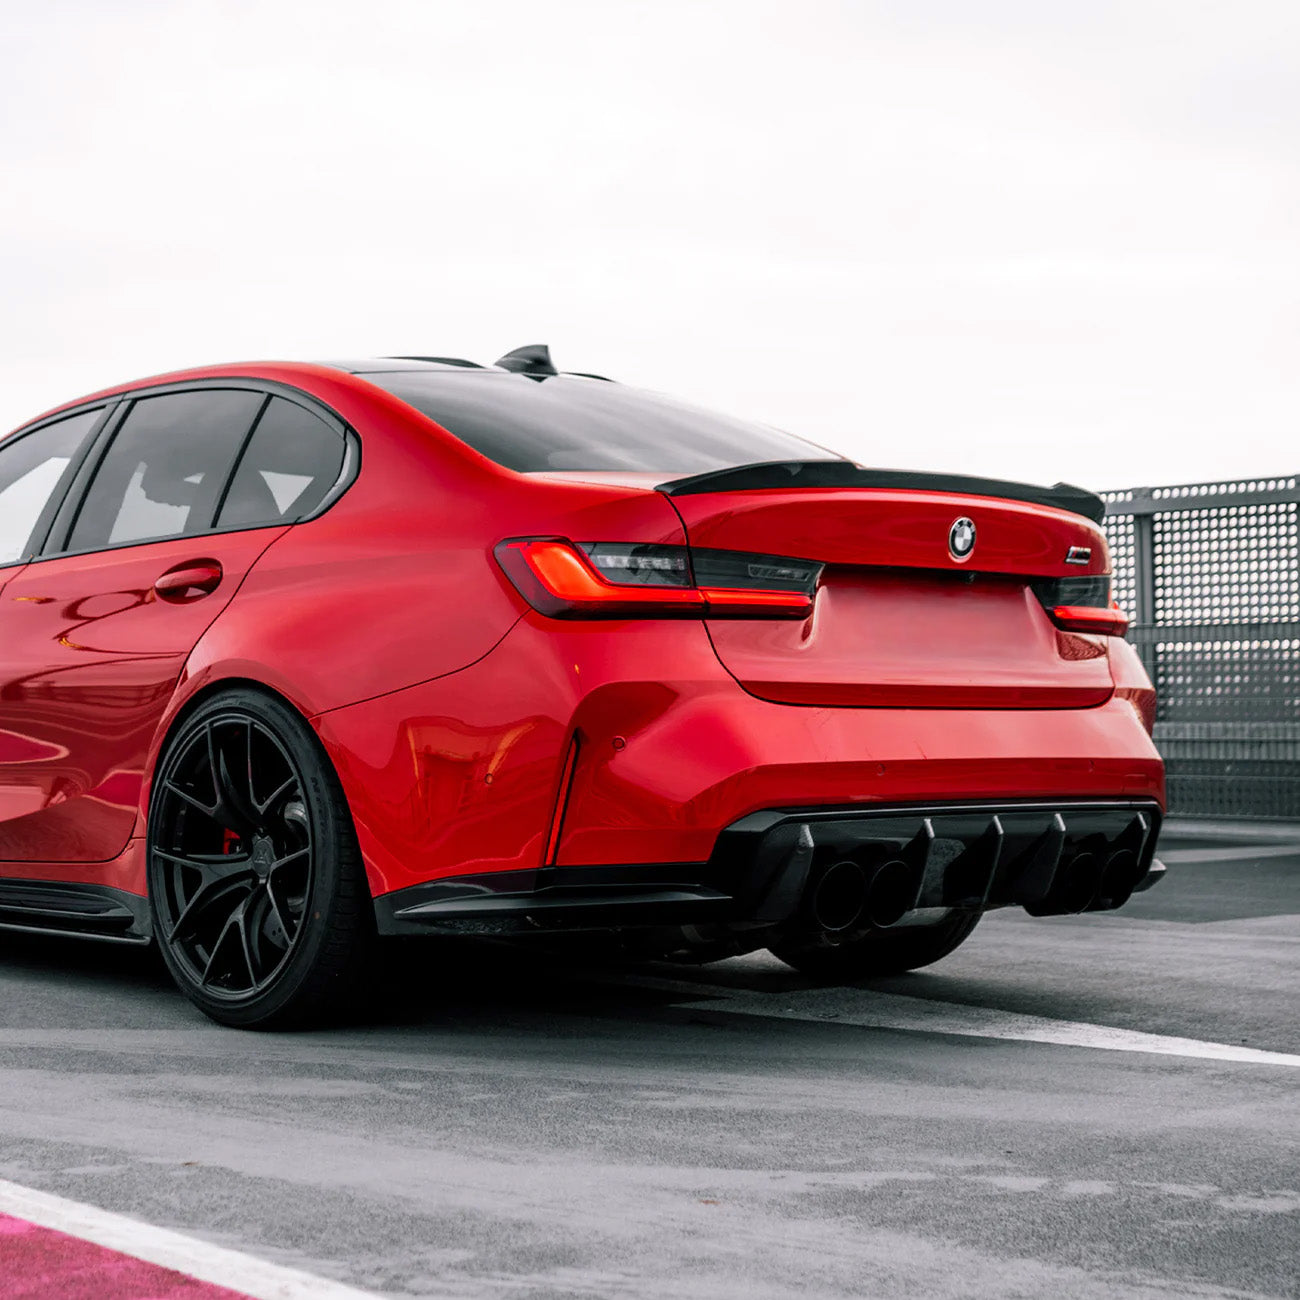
[1101,475,1300,820]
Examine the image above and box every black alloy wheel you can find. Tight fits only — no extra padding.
[148,688,371,1028]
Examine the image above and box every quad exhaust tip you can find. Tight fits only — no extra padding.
[808,858,915,932]
[806,843,1159,934]
[1036,846,1151,915]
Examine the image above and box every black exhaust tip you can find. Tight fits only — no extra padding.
[1053,851,1099,913]
[809,860,867,932]
[1095,848,1141,909]
[863,858,915,929]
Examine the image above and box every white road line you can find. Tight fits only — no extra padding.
[677,988,1300,1068]
[0,1178,381,1300]
[1160,844,1300,863]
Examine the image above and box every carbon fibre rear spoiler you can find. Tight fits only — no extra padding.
[657,461,1106,524]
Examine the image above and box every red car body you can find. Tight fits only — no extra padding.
[0,351,1164,993]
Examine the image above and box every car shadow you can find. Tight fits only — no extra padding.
[0,926,1056,1028]
[0,928,777,1029]
[0,927,171,990]
[0,925,1170,1047]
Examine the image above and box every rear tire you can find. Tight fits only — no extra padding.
[770,910,981,980]
[148,688,373,1028]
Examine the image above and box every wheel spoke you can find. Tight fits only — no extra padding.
[268,846,310,875]
[168,872,252,946]
[162,779,218,819]
[204,724,222,807]
[153,846,252,877]
[264,878,294,945]
[245,721,256,810]
[254,775,297,818]
[199,908,241,987]
[235,901,261,986]
[210,729,260,836]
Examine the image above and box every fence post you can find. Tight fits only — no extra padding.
[1131,495,1157,680]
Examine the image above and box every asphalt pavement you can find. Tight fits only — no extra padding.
[0,830,1297,1299]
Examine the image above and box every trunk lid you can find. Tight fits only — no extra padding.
[665,482,1116,710]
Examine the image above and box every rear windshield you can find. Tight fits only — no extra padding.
[362,371,840,474]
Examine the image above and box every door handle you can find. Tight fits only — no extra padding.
[154,561,223,602]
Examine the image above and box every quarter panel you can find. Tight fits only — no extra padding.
[186,414,690,715]
[311,616,733,895]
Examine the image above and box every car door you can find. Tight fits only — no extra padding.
[0,386,293,866]
[0,406,110,830]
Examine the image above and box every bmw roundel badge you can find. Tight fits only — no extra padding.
[948,516,976,561]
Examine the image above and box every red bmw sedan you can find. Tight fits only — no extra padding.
[0,345,1164,1026]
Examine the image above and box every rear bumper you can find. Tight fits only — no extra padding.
[317,616,1164,899]
[374,797,1163,935]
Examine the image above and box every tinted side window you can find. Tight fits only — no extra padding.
[0,409,101,565]
[67,390,263,552]
[217,398,345,528]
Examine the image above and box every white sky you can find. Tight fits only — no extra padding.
[2,0,1297,491]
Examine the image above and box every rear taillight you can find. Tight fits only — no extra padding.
[1032,575,1129,637]
[495,539,820,620]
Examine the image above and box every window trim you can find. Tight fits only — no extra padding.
[209,393,273,528]
[31,378,361,564]
[0,402,117,571]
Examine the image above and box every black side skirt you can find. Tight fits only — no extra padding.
[374,861,728,936]
[0,879,152,944]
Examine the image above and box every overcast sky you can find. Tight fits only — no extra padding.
[2,1,1296,490]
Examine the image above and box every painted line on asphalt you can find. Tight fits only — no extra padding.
[674,988,1300,1068]
[0,1178,379,1300]
[1160,844,1300,863]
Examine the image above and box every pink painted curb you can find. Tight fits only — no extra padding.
[0,1212,252,1300]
